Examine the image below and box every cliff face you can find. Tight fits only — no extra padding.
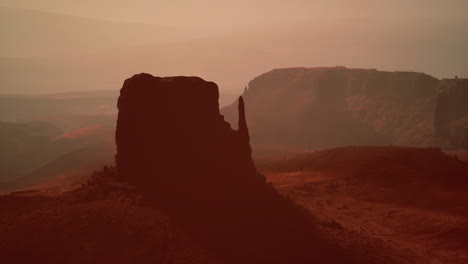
[434,78,468,148]
[115,74,257,201]
[222,67,439,151]
[114,73,350,264]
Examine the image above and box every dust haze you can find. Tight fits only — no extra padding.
[1,0,467,94]
[1,1,468,264]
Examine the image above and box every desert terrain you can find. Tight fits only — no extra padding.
[2,146,467,264]
[0,71,467,263]
[1,2,467,263]
[260,146,468,264]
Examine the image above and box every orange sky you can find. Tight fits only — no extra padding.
[0,0,467,94]
[1,0,467,30]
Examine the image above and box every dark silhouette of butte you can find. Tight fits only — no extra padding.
[115,73,354,264]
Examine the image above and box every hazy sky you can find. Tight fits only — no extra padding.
[1,0,467,30]
[1,0,467,93]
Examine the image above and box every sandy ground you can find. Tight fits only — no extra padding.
[266,169,468,264]
[2,146,467,263]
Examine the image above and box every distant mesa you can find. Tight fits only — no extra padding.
[434,77,468,148]
[221,67,467,152]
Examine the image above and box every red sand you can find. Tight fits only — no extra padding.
[262,146,468,264]
[1,146,467,263]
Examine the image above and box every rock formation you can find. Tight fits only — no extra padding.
[434,78,468,148]
[115,74,258,203]
[222,67,440,151]
[434,92,451,146]
[115,73,353,264]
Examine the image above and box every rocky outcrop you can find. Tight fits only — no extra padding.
[115,74,257,199]
[434,78,468,148]
[115,73,353,264]
[222,67,439,151]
